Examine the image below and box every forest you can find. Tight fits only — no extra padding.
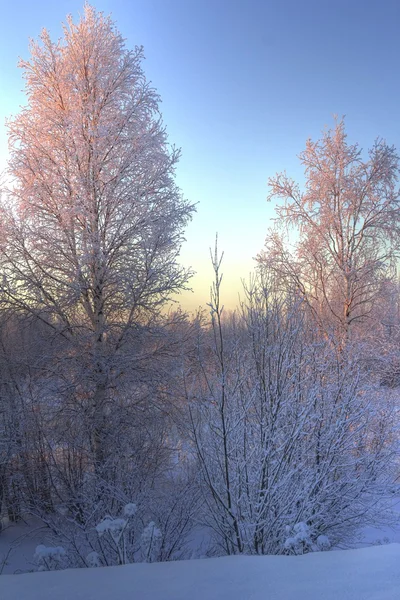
[0,4,399,573]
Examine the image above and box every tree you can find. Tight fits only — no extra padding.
[188,254,397,555]
[3,5,195,472]
[258,119,400,347]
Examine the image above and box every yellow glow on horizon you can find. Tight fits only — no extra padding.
[173,254,257,314]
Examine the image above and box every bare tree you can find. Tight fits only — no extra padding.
[258,119,400,347]
[188,253,397,555]
[2,5,195,472]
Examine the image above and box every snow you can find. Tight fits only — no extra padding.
[316,534,331,550]
[0,519,49,575]
[95,517,127,537]
[355,495,400,548]
[1,544,400,600]
[34,545,66,560]
[85,551,101,568]
[141,522,162,562]
[283,521,331,554]
[123,503,137,518]
[33,545,67,572]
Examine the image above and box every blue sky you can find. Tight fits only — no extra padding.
[1,0,400,310]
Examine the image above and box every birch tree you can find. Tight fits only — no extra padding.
[3,5,195,472]
[258,119,400,347]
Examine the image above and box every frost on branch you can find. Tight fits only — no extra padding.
[141,522,162,563]
[123,503,137,517]
[284,523,331,555]
[34,545,67,571]
[258,118,400,347]
[3,2,195,480]
[96,517,127,542]
[316,535,331,551]
[86,551,101,568]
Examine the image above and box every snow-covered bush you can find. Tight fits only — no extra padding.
[86,551,101,568]
[34,545,67,571]
[94,507,162,565]
[141,522,162,563]
[189,263,398,556]
[284,523,314,555]
[27,466,199,570]
[123,504,137,518]
[284,523,331,555]
[96,517,127,542]
[93,504,136,565]
[316,535,331,551]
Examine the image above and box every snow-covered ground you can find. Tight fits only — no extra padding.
[355,495,400,548]
[1,544,400,600]
[0,519,50,575]
[2,510,400,575]
[1,502,400,599]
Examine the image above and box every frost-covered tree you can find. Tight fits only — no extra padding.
[188,252,398,555]
[258,119,400,347]
[3,5,194,472]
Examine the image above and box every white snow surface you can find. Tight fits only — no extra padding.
[1,544,400,600]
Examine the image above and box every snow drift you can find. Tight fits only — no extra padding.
[1,544,400,600]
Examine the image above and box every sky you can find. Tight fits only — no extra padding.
[1,0,400,311]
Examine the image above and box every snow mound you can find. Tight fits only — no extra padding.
[1,544,400,600]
